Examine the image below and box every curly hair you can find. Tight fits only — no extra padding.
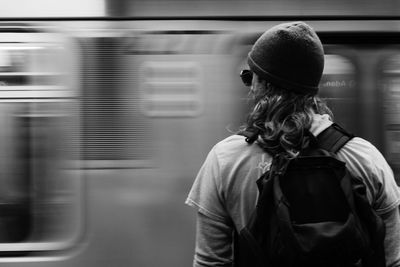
[242,75,333,158]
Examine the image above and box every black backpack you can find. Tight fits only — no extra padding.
[234,124,386,267]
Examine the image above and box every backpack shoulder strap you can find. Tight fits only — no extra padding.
[317,123,355,153]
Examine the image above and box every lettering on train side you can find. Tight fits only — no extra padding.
[321,80,355,88]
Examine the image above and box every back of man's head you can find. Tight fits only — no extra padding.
[248,21,324,95]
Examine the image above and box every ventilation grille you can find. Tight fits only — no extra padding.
[81,37,150,161]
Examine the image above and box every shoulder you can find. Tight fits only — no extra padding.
[212,134,272,187]
[213,134,255,154]
[339,137,387,171]
[212,134,266,166]
[338,136,389,181]
[338,137,400,213]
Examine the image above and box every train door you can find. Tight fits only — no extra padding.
[119,30,245,266]
[381,52,400,185]
[0,26,83,260]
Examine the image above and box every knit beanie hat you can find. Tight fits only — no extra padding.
[248,21,324,95]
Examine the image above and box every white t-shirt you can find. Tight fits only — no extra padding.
[186,114,400,265]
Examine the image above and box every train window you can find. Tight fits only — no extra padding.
[140,61,202,117]
[0,33,82,254]
[319,53,358,133]
[0,43,70,95]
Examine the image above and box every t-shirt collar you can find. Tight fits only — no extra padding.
[310,113,333,137]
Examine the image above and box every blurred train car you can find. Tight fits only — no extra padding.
[0,0,398,266]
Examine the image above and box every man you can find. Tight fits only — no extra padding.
[185,21,400,266]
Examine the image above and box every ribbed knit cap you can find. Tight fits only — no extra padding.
[248,21,324,95]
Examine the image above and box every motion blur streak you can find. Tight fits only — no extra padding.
[0,0,398,266]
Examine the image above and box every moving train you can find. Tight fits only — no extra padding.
[0,0,399,266]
